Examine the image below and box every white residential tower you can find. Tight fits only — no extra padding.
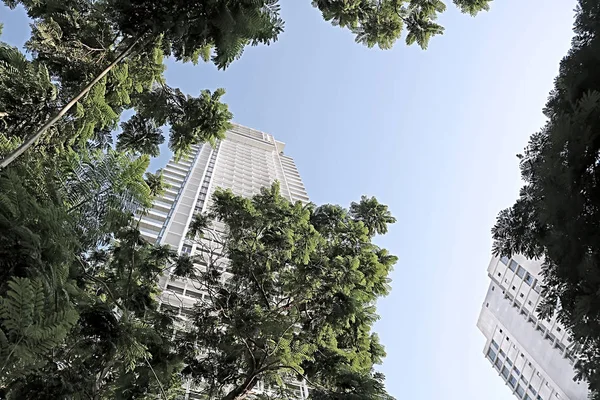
[138,123,310,399]
[477,255,589,400]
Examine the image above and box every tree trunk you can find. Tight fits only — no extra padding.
[0,37,141,169]
[222,373,258,400]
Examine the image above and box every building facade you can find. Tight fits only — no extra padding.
[138,123,310,399]
[477,255,589,400]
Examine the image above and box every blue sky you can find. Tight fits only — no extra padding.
[0,1,577,398]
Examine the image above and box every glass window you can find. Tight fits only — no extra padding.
[509,260,518,272]
[508,375,517,388]
[487,348,497,361]
[529,385,537,396]
[499,349,506,358]
[491,340,499,350]
[500,256,510,265]
[517,266,526,278]
[501,366,510,378]
[525,273,535,285]
[533,281,542,293]
[516,384,525,397]
[505,358,513,366]
[513,366,521,376]
[166,284,184,295]
[524,395,532,400]
[495,357,502,370]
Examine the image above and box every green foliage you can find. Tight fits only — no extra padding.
[181,183,397,399]
[0,277,78,384]
[490,0,600,397]
[312,0,492,49]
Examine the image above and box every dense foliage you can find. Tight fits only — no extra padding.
[176,184,397,399]
[491,0,600,397]
[0,0,493,397]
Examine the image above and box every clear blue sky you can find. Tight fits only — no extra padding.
[0,1,577,398]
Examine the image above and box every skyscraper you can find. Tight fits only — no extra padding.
[477,255,589,400]
[138,123,310,399]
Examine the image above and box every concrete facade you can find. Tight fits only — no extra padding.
[477,255,589,400]
[138,123,310,399]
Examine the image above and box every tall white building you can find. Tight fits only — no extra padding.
[138,123,310,399]
[477,255,589,400]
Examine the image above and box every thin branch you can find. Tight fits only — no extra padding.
[144,354,168,400]
[0,36,142,168]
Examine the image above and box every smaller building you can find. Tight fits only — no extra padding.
[477,255,589,400]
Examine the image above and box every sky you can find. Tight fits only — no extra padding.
[0,1,578,399]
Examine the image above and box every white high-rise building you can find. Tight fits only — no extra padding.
[477,255,589,400]
[138,123,310,399]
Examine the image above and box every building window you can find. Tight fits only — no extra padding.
[498,272,502,277]
[516,384,525,397]
[529,384,537,395]
[500,256,510,265]
[512,285,516,291]
[509,260,518,272]
[487,348,497,361]
[501,366,510,379]
[517,266,526,278]
[524,273,534,286]
[491,340,499,350]
[486,302,489,308]
[528,300,533,306]
[556,327,562,333]
[520,293,525,298]
[508,375,517,388]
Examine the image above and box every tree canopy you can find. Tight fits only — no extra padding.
[0,0,492,167]
[491,0,600,397]
[176,183,398,399]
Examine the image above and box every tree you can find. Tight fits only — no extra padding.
[491,0,600,397]
[177,183,397,399]
[0,131,187,398]
[0,0,492,167]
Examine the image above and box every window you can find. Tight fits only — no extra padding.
[181,244,192,254]
[525,273,535,286]
[536,325,546,335]
[487,348,497,361]
[509,260,518,272]
[521,353,525,358]
[516,384,525,397]
[512,285,516,291]
[513,366,521,376]
[501,366,510,378]
[528,300,533,306]
[486,302,489,308]
[524,395,532,400]
[166,284,184,295]
[500,256,510,265]
[499,349,506,359]
[491,340,499,350]
[517,266,526,278]
[520,293,525,298]
[495,357,502,370]
[529,384,537,395]
[556,326,562,333]
[508,375,517,388]
[505,358,513,366]
[498,272,502,277]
